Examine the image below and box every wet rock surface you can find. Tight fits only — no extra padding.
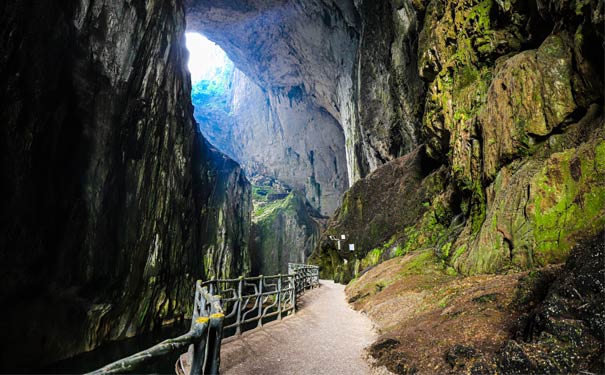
[0,0,250,369]
[495,232,605,374]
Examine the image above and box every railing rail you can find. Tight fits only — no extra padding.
[87,263,319,375]
[86,281,224,375]
[289,263,320,295]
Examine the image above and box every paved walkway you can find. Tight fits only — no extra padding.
[219,280,377,375]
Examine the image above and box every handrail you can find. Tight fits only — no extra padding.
[87,263,319,375]
[202,274,295,336]
[289,263,320,295]
[86,282,224,375]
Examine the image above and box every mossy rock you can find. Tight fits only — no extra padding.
[309,147,449,282]
[250,191,321,275]
[481,33,577,180]
[454,118,605,274]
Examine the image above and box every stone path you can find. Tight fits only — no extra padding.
[219,280,377,375]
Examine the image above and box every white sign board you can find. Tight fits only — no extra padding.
[349,244,355,251]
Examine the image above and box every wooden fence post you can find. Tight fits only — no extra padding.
[189,317,209,375]
[290,274,296,313]
[236,276,243,335]
[277,275,282,320]
[204,295,224,375]
[257,275,264,328]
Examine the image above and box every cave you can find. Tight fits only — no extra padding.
[0,0,603,373]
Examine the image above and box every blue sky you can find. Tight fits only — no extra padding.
[185,32,230,84]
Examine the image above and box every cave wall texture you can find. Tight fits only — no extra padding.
[0,0,250,369]
[195,66,348,215]
[185,0,425,189]
[310,0,604,282]
[250,191,322,275]
[0,0,603,370]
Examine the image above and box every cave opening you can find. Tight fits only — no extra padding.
[185,32,234,143]
[184,30,328,278]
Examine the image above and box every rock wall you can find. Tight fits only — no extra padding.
[195,67,348,215]
[308,147,446,282]
[310,0,604,280]
[250,192,322,275]
[0,0,250,370]
[494,232,604,374]
[185,0,424,186]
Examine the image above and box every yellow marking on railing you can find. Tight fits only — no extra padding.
[196,317,210,324]
[210,313,225,319]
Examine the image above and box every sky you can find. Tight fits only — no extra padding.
[185,32,230,84]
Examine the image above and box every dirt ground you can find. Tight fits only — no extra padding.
[345,250,560,374]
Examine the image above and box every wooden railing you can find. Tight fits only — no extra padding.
[86,281,224,375]
[202,274,295,336]
[289,262,320,295]
[87,263,319,375]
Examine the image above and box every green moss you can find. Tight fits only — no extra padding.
[531,140,605,264]
[399,250,439,276]
[361,248,383,269]
[441,242,453,258]
[393,246,405,257]
[251,185,278,202]
[252,192,319,275]
[451,244,467,263]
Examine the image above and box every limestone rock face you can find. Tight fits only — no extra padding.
[455,107,605,274]
[185,0,424,185]
[309,147,447,282]
[481,34,577,179]
[0,0,250,369]
[312,0,604,280]
[196,67,348,215]
[250,192,322,275]
[198,141,252,279]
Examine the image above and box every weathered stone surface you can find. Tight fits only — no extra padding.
[309,147,446,282]
[196,67,349,215]
[453,105,604,274]
[250,192,322,275]
[198,141,252,280]
[496,231,605,374]
[356,0,425,173]
[481,34,577,179]
[315,0,604,280]
[185,0,424,184]
[418,0,527,165]
[0,0,250,369]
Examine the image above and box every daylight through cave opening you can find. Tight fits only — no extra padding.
[185,32,234,148]
[184,31,323,277]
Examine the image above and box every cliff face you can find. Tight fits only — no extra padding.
[250,192,322,275]
[185,0,424,185]
[309,147,446,282]
[311,0,604,280]
[194,66,348,215]
[198,141,252,279]
[0,0,250,369]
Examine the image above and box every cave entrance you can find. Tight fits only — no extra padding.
[185,32,232,86]
[185,32,234,148]
[184,31,323,277]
